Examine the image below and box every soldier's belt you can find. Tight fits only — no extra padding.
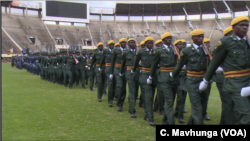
[127,66,139,70]
[115,63,121,67]
[224,68,250,78]
[96,63,105,67]
[187,71,205,77]
[142,67,151,72]
[181,69,186,72]
[105,63,111,66]
[160,67,174,72]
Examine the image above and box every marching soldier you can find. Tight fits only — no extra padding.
[110,38,128,111]
[87,51,95,91]
[211,26,235,125]
[120,38,140,118]
[115,43,120,48]
[153,39,164,115]
[181,39,187,113]
[200,16,250,125]
[149,32,178,125]
[91,42,105,101]
[202,38,212,120]
[173,40,186,123]
[100,40,116,107]
[65,49,76,89]
[132,36,156,126]
[172,29,210,125]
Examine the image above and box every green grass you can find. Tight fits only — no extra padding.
[2,63,222,140]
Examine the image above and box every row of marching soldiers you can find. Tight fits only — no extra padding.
[92,16,250,125]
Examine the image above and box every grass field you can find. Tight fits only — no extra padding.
[2,63,222,140]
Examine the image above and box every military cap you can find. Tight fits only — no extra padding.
[140,41,145,45]
[97,42,103,47]
[181,39,186,43]
[203,38,210,43]
[82,50,87,54]
[174,39,182,45]
[108,40,115,45]
[223,26,233,35]
[119,38,127,43]
[190,29,204,36]
[161,32,172,40]
[115,43,120,47]
[155,40,163,45]
[231,16,249,26]
[144,36,154,43]
[127,38,135,42]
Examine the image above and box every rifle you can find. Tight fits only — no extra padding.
[126,29,130,39]
[183,7,212,60]
[113,31,119,43]
[246,6,250,18]
[117,24,122,38]
[138,28,144,39]
[108,28,112,41]
[175,25,181,38]
[100,28,104,45]
[215,20,223,34]
[156,26,162,39]
[169,28,180,59]
[161,17,168,32]
[132,24,136,39]
[223,0,234,19]
[213,8,226,29]
[145,20,150,36]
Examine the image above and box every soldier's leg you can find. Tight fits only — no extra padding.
[80,69,86,88]
[67,70,73,88]
[187,91,205,125]
[174,86,185,119]
[96,70,103,100]
[161,83,176,125]
[114,75,118,100]
[117,75,126,109]
[202,82,212,119]
[216,82,235,125]
[106,73,114,106]
[103,73,107,95]
[229,93,250,125]
[75,69,80,86]
[142,84,155,123]
[139,83,145,108]
[85,68,89,85]
[127,78,137,114]
[63,70,68,86]
[89,70,93,91]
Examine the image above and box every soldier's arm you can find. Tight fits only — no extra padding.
[110,50,117,74]
[204,40,227,81]
[149,50,160,77]
[90,53,96,70]
[120,51,127,74]
[132,51,141,72]
[172,50,188,77]
[99,50,106,68]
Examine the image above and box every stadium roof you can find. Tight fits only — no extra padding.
[115,1,250,16]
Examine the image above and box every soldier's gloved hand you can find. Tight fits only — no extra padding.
[119,73,124,76]
[57,63,58,65]
[169,72,172,77]
[98,68,102,71]
[76,60,79,64]
[147,76,152,84]
[241,86,250,97]
[88,67,91,70]
[182,65,186,70]
[109,74,113,80]
[215,67,223,73]
[199,78,208,91]
[140,70,142,73]
[131,70,134,74]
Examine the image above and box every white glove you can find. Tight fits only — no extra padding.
[57,63,58,65]
[147,76,152,84]
[215,66,223,73]
[76,61,79,64]
[169,72,172,77]
[139,61,142,66]
[158,64,160,67]
[64,63,65,65]
[119,73,124,76]
[182,65,186,70]
[88,67,90,70]
[98,68,102,71]
[109,74,113,80]
[140,70,142,73]
[199,78,209,91]
[241,86,250,97]
[131,70,134,74]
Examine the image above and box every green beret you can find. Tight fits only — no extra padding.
[81,50,87,54]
